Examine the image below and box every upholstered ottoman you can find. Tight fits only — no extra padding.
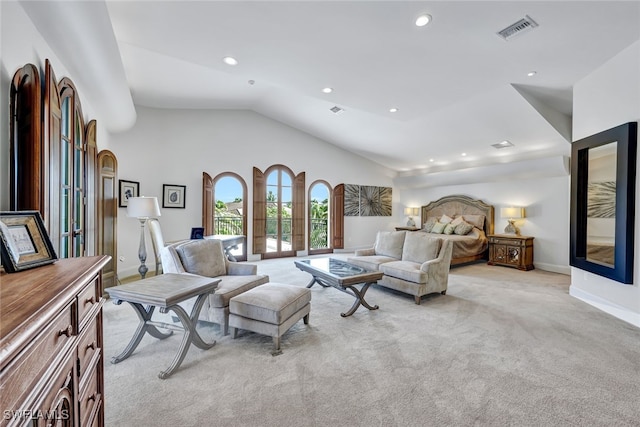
[228,283,311,355]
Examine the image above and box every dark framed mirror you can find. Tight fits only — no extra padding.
[570,122,637,284]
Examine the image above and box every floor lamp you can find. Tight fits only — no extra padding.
[127,196,161,279]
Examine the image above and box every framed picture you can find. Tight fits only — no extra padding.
[119,180,140,208]
[0,211,58,273]
[163,184,186,209]
[190,227,204,239]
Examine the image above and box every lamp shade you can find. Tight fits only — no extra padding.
[404,207,419,216]
[127,197,161,218]
[500,207,524,219]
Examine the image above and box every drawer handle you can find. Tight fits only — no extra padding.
[86,341,96,351]
[85,296,96,304]
[58,325,73,337]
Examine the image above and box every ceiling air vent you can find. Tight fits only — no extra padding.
[492,140,515,149]
[497,15,538,41]
[330,106,345,115]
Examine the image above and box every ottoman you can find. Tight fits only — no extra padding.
[229,283,311,355]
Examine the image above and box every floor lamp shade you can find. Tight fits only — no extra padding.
[127,197,161,219]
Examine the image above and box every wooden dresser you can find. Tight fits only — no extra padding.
[1,256,110,426]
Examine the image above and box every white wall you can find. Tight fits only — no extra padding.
[399,174,571,274]
[107,106,396,277]
[571,40,640,327]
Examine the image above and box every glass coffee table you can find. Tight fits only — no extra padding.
[294,258,383,317]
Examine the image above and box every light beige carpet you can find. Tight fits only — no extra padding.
[103,255,640,426]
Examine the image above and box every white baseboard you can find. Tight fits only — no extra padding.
[535,262,571,275]
[570,286,640,328]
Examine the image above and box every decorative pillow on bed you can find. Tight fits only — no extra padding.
[444,223,456,235]
[422,217,438,232]
[431,221,446,234]
[450,216,464,227]
[454,220,474,235]
[439,214,454,224]
[461,214,486,229]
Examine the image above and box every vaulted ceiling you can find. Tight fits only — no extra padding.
[22,1,640,174]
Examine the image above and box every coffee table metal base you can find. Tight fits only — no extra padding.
[305,276,379,317]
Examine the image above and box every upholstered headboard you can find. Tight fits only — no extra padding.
[421,195,495,235]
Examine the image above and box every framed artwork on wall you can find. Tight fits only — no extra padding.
[0,211,58,273]
[118,180,140,208]
[163,184,186,209]
[343,184,393,217]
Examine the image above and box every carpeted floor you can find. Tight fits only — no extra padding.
[102,255,640,426]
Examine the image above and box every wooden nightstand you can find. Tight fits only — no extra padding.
[487,234,534,270]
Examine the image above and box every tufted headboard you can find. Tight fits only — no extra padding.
[421,195,495,235]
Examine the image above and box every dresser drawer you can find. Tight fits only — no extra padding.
[0,302,75,419]
[77,318,100,381]
[77,277,101,329]
[489,237,523,246]
[78,362,101,427]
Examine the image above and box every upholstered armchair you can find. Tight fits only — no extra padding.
[161,239,269,335]
[378,235,453,304]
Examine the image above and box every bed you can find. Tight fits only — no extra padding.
[420,195,495,265]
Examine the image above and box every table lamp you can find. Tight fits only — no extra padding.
[404,207,420,227]
[127,196,161,278]
[500,207,524,235]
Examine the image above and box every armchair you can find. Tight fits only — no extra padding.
[161,239,269,335]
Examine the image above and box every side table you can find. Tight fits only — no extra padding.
[395,226,420,231]
[106,273,220,379]
[487,234,534,270]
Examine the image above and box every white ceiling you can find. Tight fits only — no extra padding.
[76,2,640,172]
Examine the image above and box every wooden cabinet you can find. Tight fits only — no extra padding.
[488,234,534,271]
[1,256,110,427]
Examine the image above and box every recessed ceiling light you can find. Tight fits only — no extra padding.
[527,71,537,77]
[389,108,398,113]
[461,152,467,157]
[322,87,333,94]
[223,56,238,66]
[429,158,435,162]
[415,14,432,27]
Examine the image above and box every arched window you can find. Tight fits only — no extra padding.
[308,180,332,255]
[57,77,86,258]
[202,172,248,261]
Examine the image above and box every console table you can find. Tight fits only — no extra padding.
[1,256,110,426]
[205,234,245,261]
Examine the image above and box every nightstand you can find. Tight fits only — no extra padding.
[487,234,534,270]
[395,226,420,231]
